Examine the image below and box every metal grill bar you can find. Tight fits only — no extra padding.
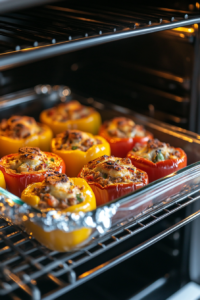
[0,3,199,70]
[0,188,200,299]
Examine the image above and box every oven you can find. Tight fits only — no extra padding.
[1,1,200,300]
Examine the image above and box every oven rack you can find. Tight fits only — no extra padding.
[1,186,200,300]
[0,0,59,15]
[0,3,200,70]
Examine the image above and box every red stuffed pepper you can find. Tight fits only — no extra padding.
[78,155,148,206]
[0,147,65,197]
[127,139,187,183]
[99,117,153,158]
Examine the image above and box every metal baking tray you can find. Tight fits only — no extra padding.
[0,85,200,251]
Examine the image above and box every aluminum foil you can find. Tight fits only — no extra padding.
[0,189,119,234]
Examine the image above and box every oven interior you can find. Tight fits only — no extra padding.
[1,1,200,299]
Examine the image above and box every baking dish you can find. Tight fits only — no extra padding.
[0,85,200,251]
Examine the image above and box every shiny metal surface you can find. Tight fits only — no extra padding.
[0,3,199,70]
[1,17,200,71]
[0,0,59,14]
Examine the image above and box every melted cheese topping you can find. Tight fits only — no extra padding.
[105,117,146,138]
[47,100,94,122]
[80,155,146,187]
[2,147,57,173]
[132,139,181,162]
[54,130,102,151]
[0,116,41,139]
[33,173,84,209]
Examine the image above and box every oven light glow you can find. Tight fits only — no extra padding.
[173,27,194,33]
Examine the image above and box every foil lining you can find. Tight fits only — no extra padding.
[0,192,119,234]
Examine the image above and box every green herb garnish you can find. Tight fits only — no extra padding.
[76,193,83,203]
[72,146,78,150]
[132,147,137,152]
[153,150,165,163]
[102,173,107,179]
[50,158,55,162]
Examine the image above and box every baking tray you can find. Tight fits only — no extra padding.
[0,85,200,251]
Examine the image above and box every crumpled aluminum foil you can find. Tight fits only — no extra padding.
[0,191,119,234]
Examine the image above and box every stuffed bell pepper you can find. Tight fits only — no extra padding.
[127,139,187,182]
[51,129,110,177]
[0,115,53,157]
[0,147,65,197]
[78,155,148,206]
[40,100,101,136]
[0,171,6,189]
[99,117,153,158]
[21,172,96,251]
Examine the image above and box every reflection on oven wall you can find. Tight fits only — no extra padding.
[0,25,199,133]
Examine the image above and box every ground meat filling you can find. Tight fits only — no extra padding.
[105,117,146,138]
[47,100,94,122]
[54,130,102,151]
[80,155,146,187]
[32,173,85,209]
[132,139,181,163]
[3,147,57,173]
[0,116,41,139]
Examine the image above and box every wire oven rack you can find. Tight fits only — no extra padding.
[1,184,200,300]
[0,0,59,15]
[0,3,200,70]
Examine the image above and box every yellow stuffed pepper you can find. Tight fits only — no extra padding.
[0,171,6,189]
[21,172,96,252]
[0,116,53,157]
[51,129,110,177]
[40,100,101,136]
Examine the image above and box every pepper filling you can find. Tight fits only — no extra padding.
[2,147,58,173]
[105,117,146,138]
[132,139,181,162]
[54,130,102,151]
[80,155,147,187]
[32,173,85,209]
[0,116,41,139]
[47,100,94,122]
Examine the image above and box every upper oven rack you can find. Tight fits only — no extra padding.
[0,3,199,70]
[0,0,59,15]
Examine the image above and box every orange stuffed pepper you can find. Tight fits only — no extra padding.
[79,155,148,206]
[40,100,101,136]
[21,172,96,251]
[51,129,110,177]
[127,139,187,182]
[99,117,153,158]
[0,147,65,197]
[0,116,53,157]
